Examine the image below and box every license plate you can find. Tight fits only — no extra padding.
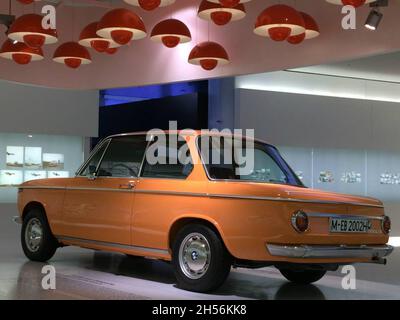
[329,218,371,233]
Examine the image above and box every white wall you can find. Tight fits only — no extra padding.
[0,80,99,137]
[235,88,400,151]
[236,70,400,103]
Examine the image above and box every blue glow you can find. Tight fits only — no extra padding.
[100,81,207,107]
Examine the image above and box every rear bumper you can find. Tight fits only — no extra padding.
[267,244,394,259]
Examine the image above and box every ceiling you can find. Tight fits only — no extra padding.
[1,0,400,89]
[293,51,400,83]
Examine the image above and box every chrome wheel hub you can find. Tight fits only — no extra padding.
[179,232,211,280]
[25,218,43,253]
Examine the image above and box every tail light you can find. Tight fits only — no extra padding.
[382,216,391,234]
[291,210,309,233]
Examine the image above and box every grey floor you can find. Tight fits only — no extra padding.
[1,203,399,300]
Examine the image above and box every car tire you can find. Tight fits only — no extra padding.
[279,268,326,284]
[172,223,231,293]
[21,208,59,262]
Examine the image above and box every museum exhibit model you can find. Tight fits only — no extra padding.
[15,131,393,292]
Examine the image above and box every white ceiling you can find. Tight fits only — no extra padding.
[292,50,400,83]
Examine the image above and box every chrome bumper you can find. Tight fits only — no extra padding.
[13,216,22,224]
[267,244,394,259]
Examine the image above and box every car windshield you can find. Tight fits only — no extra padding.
[198,135,304,187]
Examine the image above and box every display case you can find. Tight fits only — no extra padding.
[0,133,84,203]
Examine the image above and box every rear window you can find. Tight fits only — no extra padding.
[197,135,303,187]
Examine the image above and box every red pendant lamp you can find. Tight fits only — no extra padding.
[287,12,320,44]
[97,8,147,46]
[150,19,191,48]
[53,42,92,69]
[123,0,175,11]
[105,47,118,55]
[254,5,305,42]
[301,12,320,40]
[208,0,251,9]
[325,0,375,8]
[0,39,44,64]
[79,22,120,53]
[8,14,58,48]
[198,0,246,26]
[188,41,229,71]
[287,33,305,45]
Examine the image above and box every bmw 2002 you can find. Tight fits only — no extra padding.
[15,131,393,292]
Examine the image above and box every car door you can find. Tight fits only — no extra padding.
[60,135,148,245]
[132,135,205,251]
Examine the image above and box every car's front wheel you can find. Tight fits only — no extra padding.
[21,208,59,262]
[279,268,326,284]
[172,224,231,292]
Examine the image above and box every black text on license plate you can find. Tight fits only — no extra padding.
[329,218,371,233]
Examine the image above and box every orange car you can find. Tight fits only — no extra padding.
[15,131,393,292]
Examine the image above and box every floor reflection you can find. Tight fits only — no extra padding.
[2,248,400,300]
[275,283,326,300]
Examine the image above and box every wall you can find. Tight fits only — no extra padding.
[208,78,235,130]
[0,80,99,137]
[0,79,98,203]
[234,88,400,151]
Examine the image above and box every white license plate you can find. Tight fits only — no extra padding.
[329,218,372,233]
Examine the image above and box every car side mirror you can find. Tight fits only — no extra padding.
[87,172,97,181]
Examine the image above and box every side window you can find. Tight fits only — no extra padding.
[97,136,148,177]
[141,137,193,179]
[79,140,109,176]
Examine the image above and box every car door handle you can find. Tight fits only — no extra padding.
[119,182,135,189]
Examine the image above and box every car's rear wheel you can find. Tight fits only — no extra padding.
[21,208,59,262]
[172,224,231,292]
[279,268,326,284]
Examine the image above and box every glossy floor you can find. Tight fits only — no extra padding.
[1,204,399,300]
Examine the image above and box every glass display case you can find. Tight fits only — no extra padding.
[0,133,84,203]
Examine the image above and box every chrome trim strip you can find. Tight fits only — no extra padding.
[94,138,112,176]
[134,189,206,197]
[75,138,110,177]
[16,186,384,207]
[13,216,22,224]
[65,187,134,193]
[19,186,133,193]
[208,193,383,208]
[56,235,169,255]
[267,244,394,259]
[18,186,66,190]
[307,212,385,221]
[138,134,153,177]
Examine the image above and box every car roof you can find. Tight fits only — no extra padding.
[106,130,272,146]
